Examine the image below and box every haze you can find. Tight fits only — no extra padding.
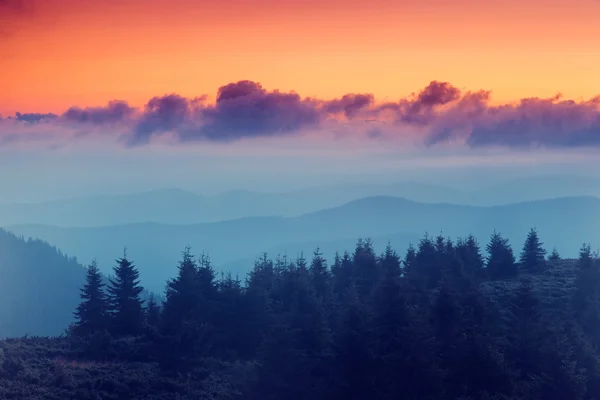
[2,0,600,398]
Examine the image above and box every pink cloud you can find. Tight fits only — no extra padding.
[2,80,600,150]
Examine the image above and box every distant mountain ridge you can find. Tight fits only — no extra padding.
[6,195,600,293]
[2,175,600,227]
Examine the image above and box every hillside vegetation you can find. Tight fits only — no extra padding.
[1,227,600,399]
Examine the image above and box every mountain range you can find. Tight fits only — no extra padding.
[2,175,600,227]
[6,195,600,292]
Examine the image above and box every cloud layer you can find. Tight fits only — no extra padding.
[2,80,599,150]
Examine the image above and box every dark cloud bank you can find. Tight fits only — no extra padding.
[2,80,600,149]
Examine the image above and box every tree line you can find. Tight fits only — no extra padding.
[68,228,600,399]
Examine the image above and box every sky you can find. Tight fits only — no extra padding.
[1,0,600,202]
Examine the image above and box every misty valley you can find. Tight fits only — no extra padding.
[2,179,600,399]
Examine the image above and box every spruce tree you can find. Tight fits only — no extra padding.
[370,257,442,399]
[505,279,544,394]
[73,260,108,336]
[402,243,416,278]
[243,254,276,355]
[353,238,379,297]
[379,242,402,281]
[214,272,247,358]
[573,242,600,346]
[331,251,353,296]
[548,246,561,262]
[578,243,593,270]
[161,247,200,332]
[309,247,330,299]
[107,250,145,336]
[159,247,216,372]
[486,231,517,279]
[145,294,161,328]
[456,235,485,278]
[294,251,307,274]
[197,252,218,302]
[331,283,375,399]
[520,227,546,271]
[415,233,441,288]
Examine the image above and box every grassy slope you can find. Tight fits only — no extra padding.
[0,337,255,400]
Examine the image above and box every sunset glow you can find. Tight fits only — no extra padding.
[2,0,599,115]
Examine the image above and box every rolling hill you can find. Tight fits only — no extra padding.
[2,175,600,227]
[6,195,600,292]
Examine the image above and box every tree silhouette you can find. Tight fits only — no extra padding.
[161,247,199,332]
[578,243,593,270]
[403,243,417,278]
[456,235,485,278]
[309,247,330,299]
[145,294,161,329]
[486,231,517,279]
[73,260,108,336]
[548,246,561,262]
[61,228,600,399]
[520,228,546,271]
[106,250,145,336]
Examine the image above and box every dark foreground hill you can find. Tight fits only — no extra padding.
[0,245,596,400]
[7,195,600,292]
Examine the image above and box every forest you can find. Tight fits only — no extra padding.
[1,227,600,400]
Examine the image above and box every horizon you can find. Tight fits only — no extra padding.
[1,171,600,205]
[1,0,600,203]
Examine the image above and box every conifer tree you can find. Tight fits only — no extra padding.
[145,294,161,329]
[330,251,342,278]
[440,237,467,285]
[548,246,561,262]
[331,283,375,399]
[332,251,353,295]
[196,252,219,332]
[107,250,145,336]
[434,234,447,254]
[73,260,108,336]
[403,243,416,277]
[214,272,247,358]
[158,248,216,372]
[520,227,546,271]
[353,238,379,297]
[415,233,441,288]
[244,254,276,354]
[197,252,218,302]
[379,241,402,281]
[247,253,276,295]
[295,251,308,275]
[161,247,199,332]
[573,242,600,346]
[309,248,330,299]
[456,235,485,278]
[578,243,593,270]
[486,231,517,279]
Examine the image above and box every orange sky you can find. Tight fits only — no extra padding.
[1,0,599,115]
